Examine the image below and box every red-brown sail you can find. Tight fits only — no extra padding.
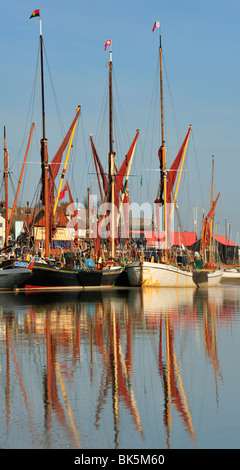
[166,126,191,203]
[114,129,140,207]
[91,129,139,210]
[46,106,81,241]
[202,192,220,254]
[155,126,191,205]
[90,134,109,198]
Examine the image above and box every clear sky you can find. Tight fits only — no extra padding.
[0,0,240,242]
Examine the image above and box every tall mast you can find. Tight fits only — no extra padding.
[109,48,114,175]
[40,19,46,145]
[209,155,214,263]
[108,44,115,259]
[159,34,167,253]
[4,126,8,247]
[39,18,49,258]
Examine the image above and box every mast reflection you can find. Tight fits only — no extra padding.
[0,286,238,449]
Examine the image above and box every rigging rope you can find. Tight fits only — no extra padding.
[43,40,66,139]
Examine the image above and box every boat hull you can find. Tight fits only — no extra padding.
[77,270,102,287]
[220,270,240,284]
[193,269,223,286]
[77,267,122,287]
[127,261,222,287]
[20,262,79,288]
[115,268,130,286]
[127,261,195,287]
[101,267,122,286]
[206,269,223,286]
[0,267,32,290]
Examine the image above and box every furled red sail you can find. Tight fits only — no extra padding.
[155,126,191,205]
[154,146,163,204]
[46,106,81,241]
[90,135,109,197]
[91,129,139,210]
[154,126,191,248]
[202,192,220,253]
[114,129,140,206]
[166,126,191,203]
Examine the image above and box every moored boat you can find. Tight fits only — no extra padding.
[77,265,122,287]
[220,268,240,284]
[0,267,32,290]
[126,26,195,288]
[18,12,82,289]
[76,258,122,287]
[21,260,79,289]
[126,25,222,289]
[0,258,33,290]
[127,260,195,287]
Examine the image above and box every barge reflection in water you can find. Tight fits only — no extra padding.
[0,286,240,449]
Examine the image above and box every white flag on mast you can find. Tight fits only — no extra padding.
[152,21,160,32]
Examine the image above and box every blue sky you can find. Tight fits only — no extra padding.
[0,0,240,241]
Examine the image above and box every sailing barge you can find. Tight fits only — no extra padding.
[126,29,222,288]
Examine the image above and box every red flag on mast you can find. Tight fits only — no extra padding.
[104,39,111,51]
[30,9,40,19]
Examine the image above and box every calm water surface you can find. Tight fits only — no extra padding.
[0,285,240,449]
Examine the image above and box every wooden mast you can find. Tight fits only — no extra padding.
[109,46,114,177]
[108,44,115,259]
[39,18,50,258]
[159,34,167,254]
[4,126,8,247]
[209,155,214,263]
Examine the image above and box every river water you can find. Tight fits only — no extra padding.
[0,285,240,450]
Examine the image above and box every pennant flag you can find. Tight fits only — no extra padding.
[152,20,160,32]
[104,39,111,51]
[30,9,40,19]
[59,185,68,201]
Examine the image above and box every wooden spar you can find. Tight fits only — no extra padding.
[159,35,167,252]
[6,123,35,241]
[170,125,192,221]
[39,18,49,258]
[90,134,104,204]
[53,106,81,215]
[209,156,214,263]
[4,126,8,246]
[117,130,139,226]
